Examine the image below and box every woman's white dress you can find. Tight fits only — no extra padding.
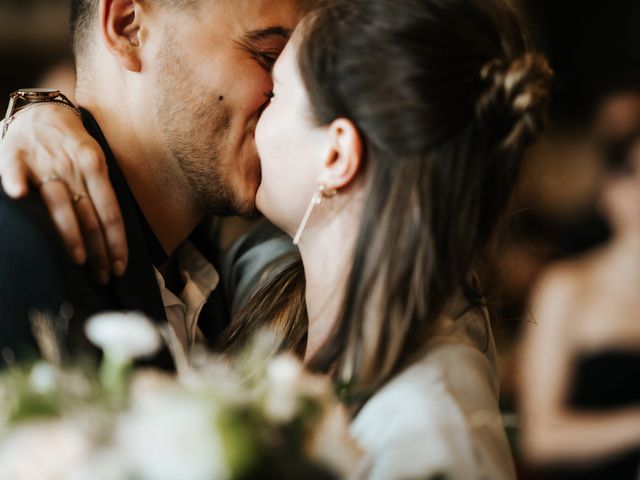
[350,304,516,480]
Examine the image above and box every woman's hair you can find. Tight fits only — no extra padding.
[220,0,552,399]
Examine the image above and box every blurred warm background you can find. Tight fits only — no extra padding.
[1,0,640,478]
[0,0,74,108]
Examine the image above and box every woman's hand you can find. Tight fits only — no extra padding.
[0,105,128,284]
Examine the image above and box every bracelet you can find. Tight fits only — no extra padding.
[2,89,82,141]
[15,100,82,119]
[1,100,82,141]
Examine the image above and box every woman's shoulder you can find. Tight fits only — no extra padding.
[351,330,500,448]
[352,336,497,441]
[525,255,621,349]
[529,256,596,324]
[349,307,515,480]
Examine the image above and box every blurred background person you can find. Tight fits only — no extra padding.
[519,120,640,479]
[485,9,640,478]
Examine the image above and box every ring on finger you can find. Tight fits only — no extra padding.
[71,192,88,205]
[37,174,65,189]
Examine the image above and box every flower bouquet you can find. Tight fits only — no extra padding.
[0,313,362,480]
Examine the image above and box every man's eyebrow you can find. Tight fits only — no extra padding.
[242,26,292,43]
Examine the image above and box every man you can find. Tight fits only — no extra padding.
[0,0,304,365]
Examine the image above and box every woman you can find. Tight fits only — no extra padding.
[1,0,552,477]
[520,133,640,479]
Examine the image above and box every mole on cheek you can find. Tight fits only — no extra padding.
[218,96,224,101]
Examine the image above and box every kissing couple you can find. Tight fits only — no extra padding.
[0,0,552,478]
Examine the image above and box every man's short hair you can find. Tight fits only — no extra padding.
[70,0,201,61]
[70,0,317,63]
[70,0,99,60]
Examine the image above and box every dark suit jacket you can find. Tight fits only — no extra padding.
[0,109,298,368]
[0,110,173,366]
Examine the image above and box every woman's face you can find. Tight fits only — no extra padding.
[602,140,640,234]
[255,33,329,236]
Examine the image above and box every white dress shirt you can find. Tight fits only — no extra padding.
[153,242,219,355]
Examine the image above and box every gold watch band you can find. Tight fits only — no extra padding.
[2,89,81,140]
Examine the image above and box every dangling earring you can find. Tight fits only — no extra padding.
[293,184,338,245]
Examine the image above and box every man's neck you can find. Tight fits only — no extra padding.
[79,99,204,256]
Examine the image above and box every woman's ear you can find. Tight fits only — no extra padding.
[100,0,143,72]
[318,118,364,191]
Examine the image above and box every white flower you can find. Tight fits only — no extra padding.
[0,420,91,480]
[85,312,162,362]
[28,363,57,394]
[128,369,176,400]
[67,449,128,480]
[263,355,305,423]
[262,354,334,425]
[115,392,230,480]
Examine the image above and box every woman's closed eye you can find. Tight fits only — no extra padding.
[259,91,274,114]
[261,91,275,110]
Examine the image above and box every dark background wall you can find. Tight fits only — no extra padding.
[522,0,640,124]
[0,0,72,113]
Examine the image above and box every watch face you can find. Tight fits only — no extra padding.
[17,88,61,100]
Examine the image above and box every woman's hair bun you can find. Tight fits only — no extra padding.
[476,53,554,151]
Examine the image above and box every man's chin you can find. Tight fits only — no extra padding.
[220,191,261,218]
[239,208,264,220]
[209,200,259,218]
[198,176,260,218]
[232,176,261,218]
[232,201,261,219]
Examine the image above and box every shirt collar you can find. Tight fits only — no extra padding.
[155,242,219,308]
[176,242,220,301]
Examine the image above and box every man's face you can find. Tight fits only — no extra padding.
[149,0,302,217]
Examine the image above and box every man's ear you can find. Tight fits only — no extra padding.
[100,0,143,72]
[318,118,364,191]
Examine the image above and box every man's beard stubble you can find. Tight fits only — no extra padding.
[152,41,258,218]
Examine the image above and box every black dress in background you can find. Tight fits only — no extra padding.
[544,351,640,480]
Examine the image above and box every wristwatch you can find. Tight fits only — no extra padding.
[2,88,81,140]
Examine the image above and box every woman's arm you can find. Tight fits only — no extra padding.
[0,102,128,283]
[519,267,640,464]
